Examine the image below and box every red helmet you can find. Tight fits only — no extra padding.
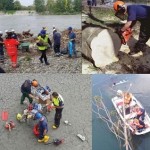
[113,1,125,11]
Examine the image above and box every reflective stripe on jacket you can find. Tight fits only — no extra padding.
[52,94,64,107]
[37,35,49,50]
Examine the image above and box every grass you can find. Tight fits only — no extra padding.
[82,6,121,26]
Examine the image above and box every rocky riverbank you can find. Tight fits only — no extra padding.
[0,29,81,73]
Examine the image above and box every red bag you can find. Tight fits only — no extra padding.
[33,124,39,137]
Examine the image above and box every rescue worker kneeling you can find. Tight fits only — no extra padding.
[34,112,49,143]
[36,30,52,65]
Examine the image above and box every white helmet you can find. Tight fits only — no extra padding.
[117,90,123,96]
[11,29,15,32]
[0,31,3,35]
[5,30,8,33]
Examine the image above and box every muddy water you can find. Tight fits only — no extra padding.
[0,15,81,36]
[92,74,150,150]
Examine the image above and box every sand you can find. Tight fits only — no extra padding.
[0,74,91,150]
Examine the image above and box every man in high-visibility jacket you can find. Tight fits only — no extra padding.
[37,30,52,65]
[51,92,64,129]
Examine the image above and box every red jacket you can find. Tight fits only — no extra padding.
[4,39,19,55]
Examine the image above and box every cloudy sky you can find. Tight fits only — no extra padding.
[17,0,34,6]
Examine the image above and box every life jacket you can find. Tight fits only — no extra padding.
[4,39,19,55]
[52,94,64,107]
[124,92,132,104]
[37,35,49,50]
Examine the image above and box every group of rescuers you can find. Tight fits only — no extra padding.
[117,90,148,133]
[0,26,77,68]
[20,79,64,143]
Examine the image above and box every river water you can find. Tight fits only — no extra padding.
[0,15,81,36]
[92,74,150,150]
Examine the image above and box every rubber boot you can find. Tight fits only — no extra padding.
[43,135,49,143]
[38,137,45,143]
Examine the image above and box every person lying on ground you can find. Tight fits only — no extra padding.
[113,1,150,55]
[21,79,39,104]
[50,92,64,129]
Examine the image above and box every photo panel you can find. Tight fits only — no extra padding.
[92,74,150,150]
[82,0,150,74]
[0,74,91,150]
[0,0,82,73]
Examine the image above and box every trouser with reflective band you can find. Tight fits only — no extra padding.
[20,92,33,104]
[54,108,63,127]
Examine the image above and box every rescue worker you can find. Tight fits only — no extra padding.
[4,31,19,68]
[51,92,64,129]
[92,0,97,6]
[34,112,49,143]
[20,79,39,104]
[135,106,145,121]
[87,0,92,6]
[113,1,150,55]
[11,29,18,39]
[131,118,146,133]
[68,27,77,58]
[36,30,52,65]
[0,31,4,63]
[53,28,61,57]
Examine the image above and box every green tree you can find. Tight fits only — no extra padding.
[54,0,72,13]
[73,0,81,12]
[5,0,14,10]
[46,0,55,13]
[34,0,45,13]
[14,0,21,10]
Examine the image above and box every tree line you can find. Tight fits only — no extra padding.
[34,0,81,14]
[0,0,81,14]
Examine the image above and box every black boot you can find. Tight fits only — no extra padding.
[45,62,50,65]
[39,57,43,63]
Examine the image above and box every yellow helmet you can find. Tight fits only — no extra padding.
[16,113,22,120]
